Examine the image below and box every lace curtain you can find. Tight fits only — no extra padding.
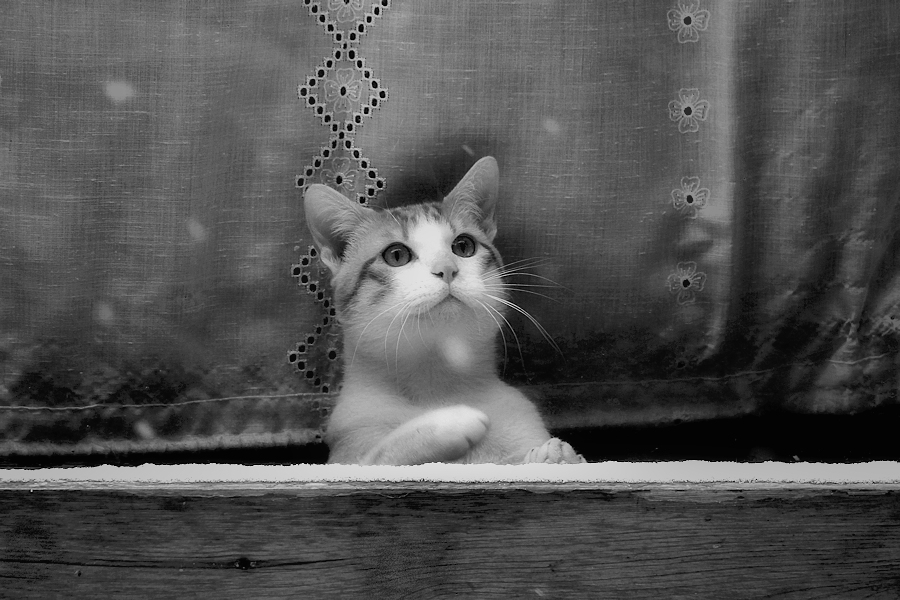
[2,1,899,457]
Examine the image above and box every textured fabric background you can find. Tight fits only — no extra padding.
[2,1,899,456]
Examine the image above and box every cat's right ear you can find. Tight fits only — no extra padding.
[443,156,500,242]
[304,184,369,274]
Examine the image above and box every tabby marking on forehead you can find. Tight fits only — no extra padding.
[390,203,443,237]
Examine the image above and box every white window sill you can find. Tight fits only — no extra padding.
[2,461,899,488]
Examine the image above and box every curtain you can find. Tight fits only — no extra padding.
[2,0,898,457]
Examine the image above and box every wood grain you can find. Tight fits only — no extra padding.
[1,484,899,598]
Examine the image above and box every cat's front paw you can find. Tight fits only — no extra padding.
[359,404,489,465]
[428,405,490,462]
[524,437,586,464]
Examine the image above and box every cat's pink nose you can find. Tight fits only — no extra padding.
[432,263,458,283]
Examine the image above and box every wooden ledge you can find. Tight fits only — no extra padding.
[2,463,899,598]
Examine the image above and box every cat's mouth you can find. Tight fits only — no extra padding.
[427,292,466,315]
[435,294,461,307]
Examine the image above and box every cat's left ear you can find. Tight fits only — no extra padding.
[443,156,499,242]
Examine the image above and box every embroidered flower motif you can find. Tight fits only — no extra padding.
[321,157,357,192]
[668,88,710,133]
[328,0,365,24]
[667,2,710,43]
[667,262,707,305]
[671,177,709,218]
[324,68,363,113]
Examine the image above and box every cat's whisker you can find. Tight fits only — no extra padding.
[483,257,550,277]
[394,303,416,375]
[493,276,573,296]
[381,302,406,360]
[492,256,552,270]
[401,302,419,346]
[348,299,414,370]
[474,298,510,370]
[426,299,440,328]
[390,305,407,391]
[482,262,572,295]
[484,293,563,356]
[496,271,570,290]
[483,281,560,291]
[483,285,560,303]
[481,274,560,287]
[384,300,416,370]
[415,304,427,346]
[488,267,553,280]
[393,301,421,387]
[481,298,527,372]
[382,206,404,229]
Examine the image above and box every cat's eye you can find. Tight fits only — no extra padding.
[382,242,412,267]
[451,234,477,258]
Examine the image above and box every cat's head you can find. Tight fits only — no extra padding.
[303,157,507,365]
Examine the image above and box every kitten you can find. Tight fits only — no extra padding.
[304,157,584,465]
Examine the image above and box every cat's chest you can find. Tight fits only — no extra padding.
[410,382,520,414]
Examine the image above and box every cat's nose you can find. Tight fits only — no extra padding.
[432,262,458,284]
